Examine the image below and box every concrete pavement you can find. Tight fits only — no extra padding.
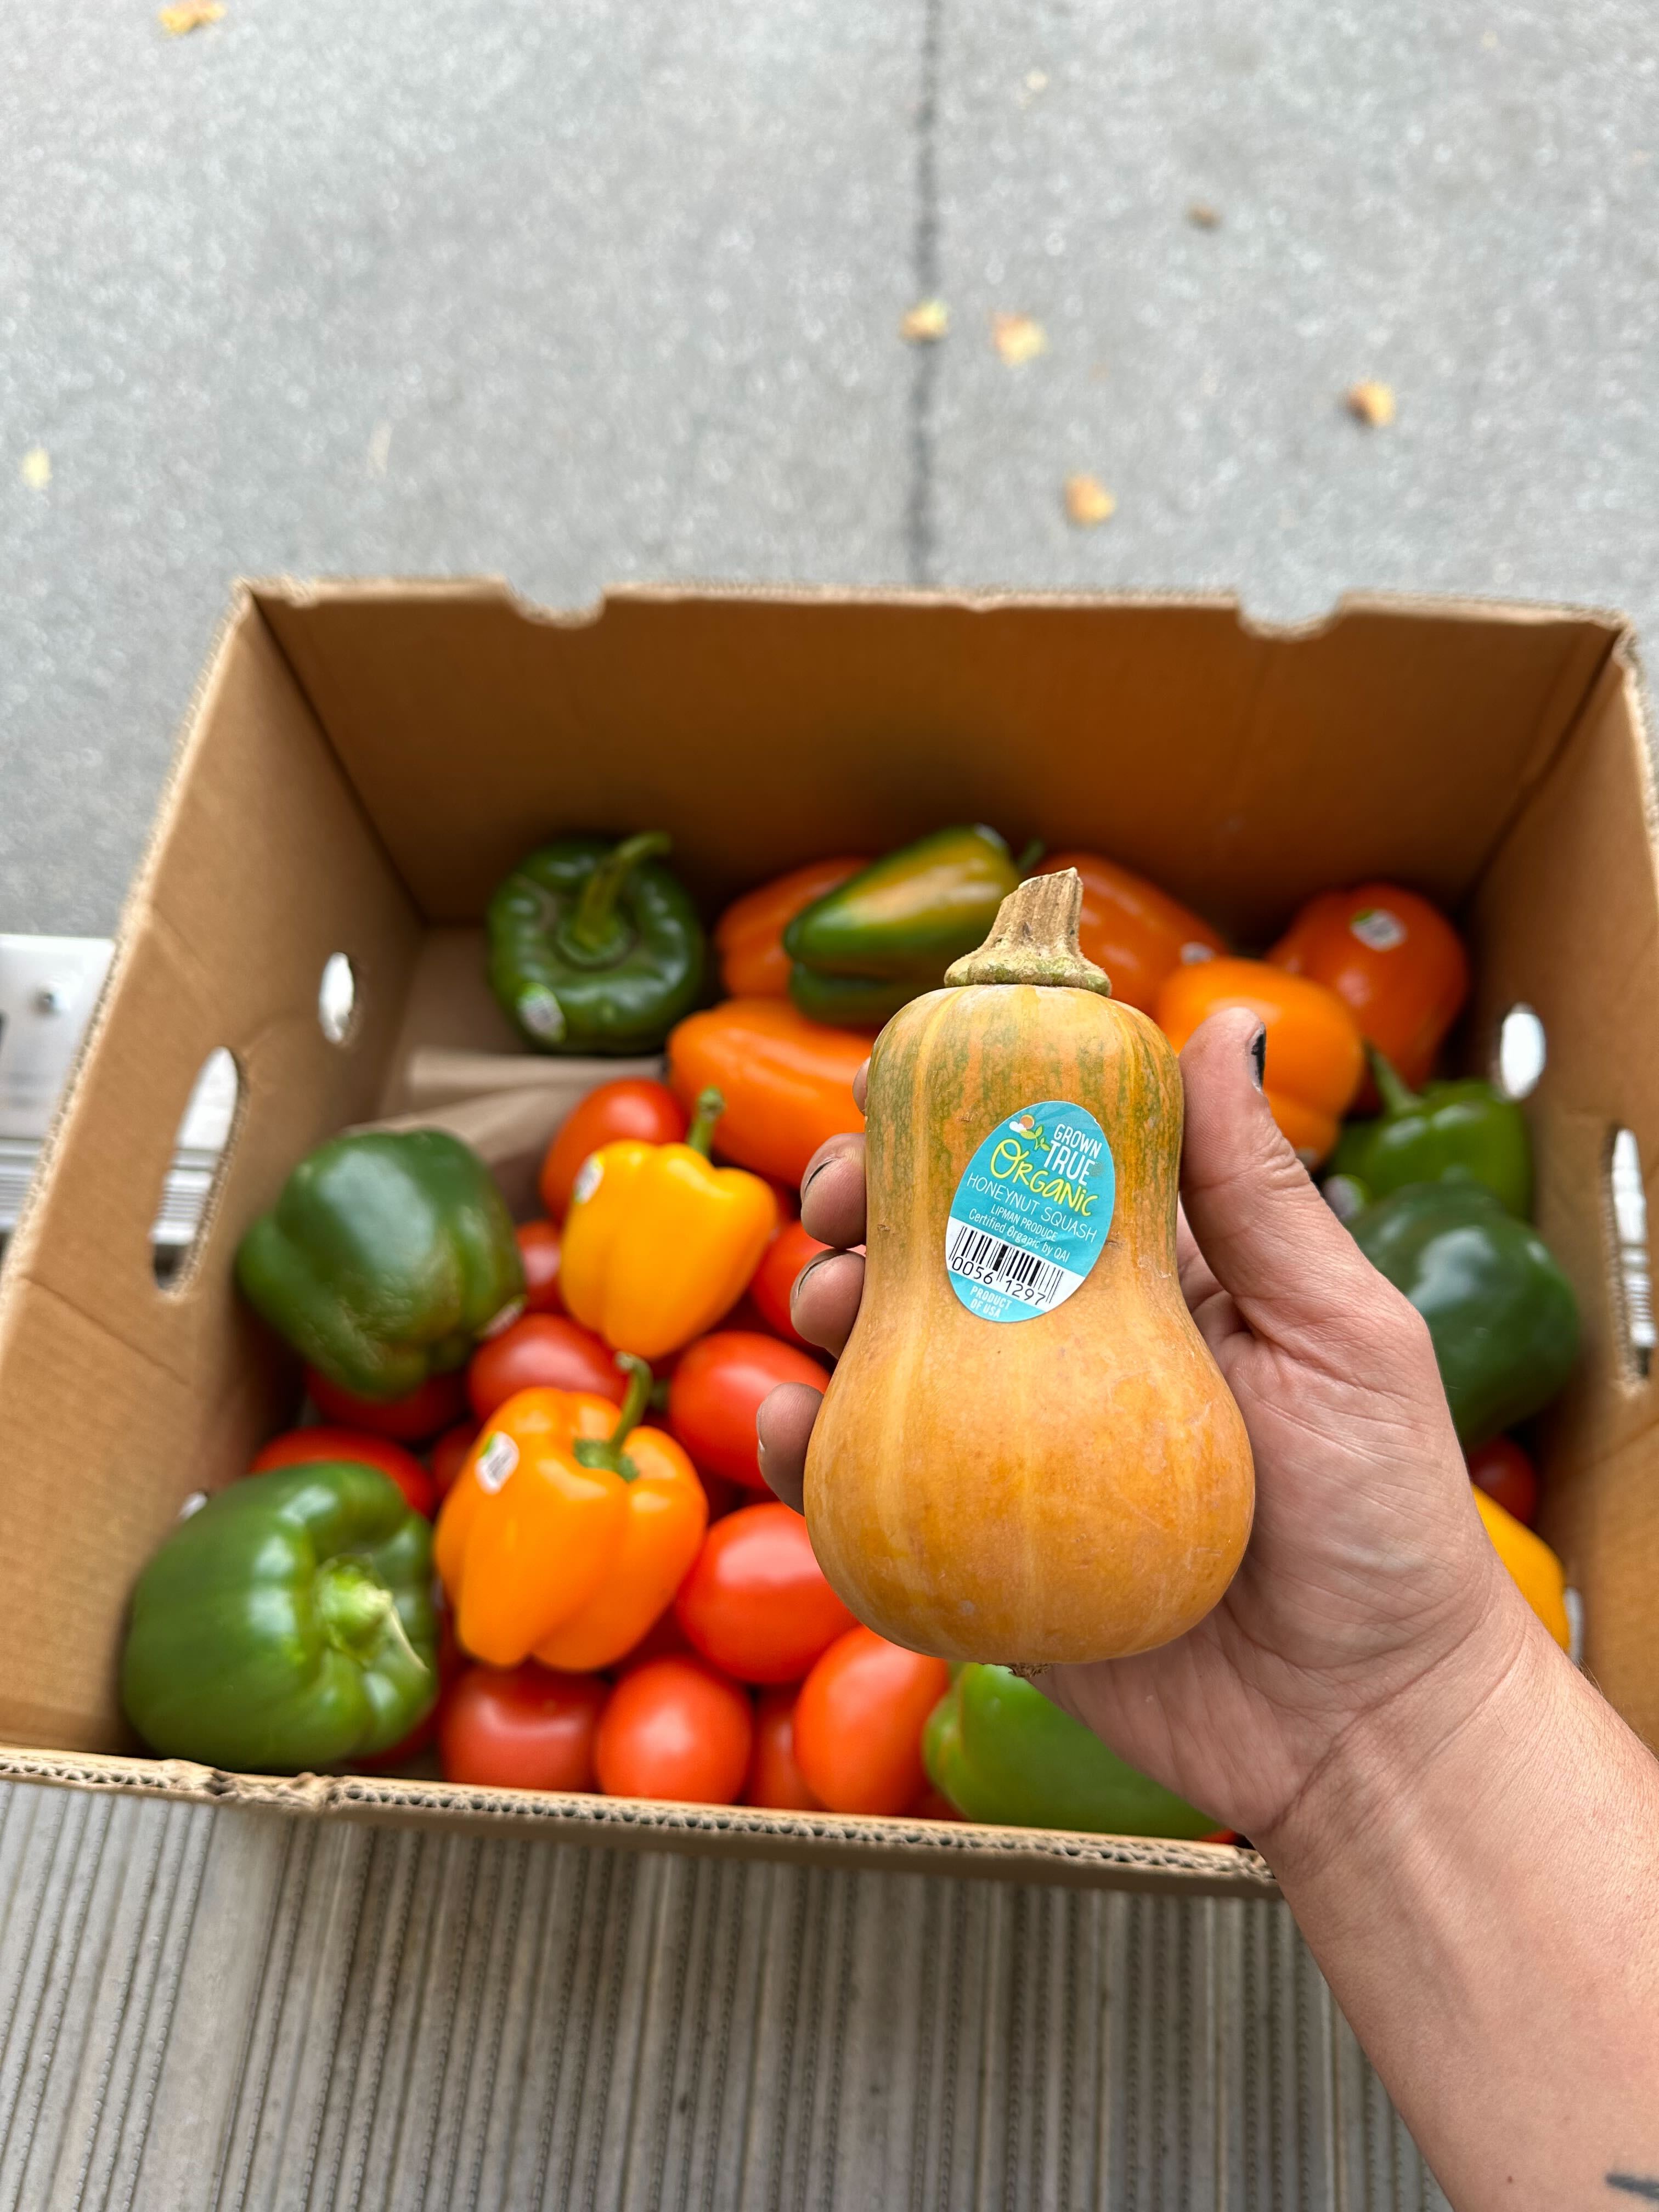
[5,0,1659,930]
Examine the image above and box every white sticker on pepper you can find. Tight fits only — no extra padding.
[572,1154,603,1205]
[475,1431,519,1493]
[518,986,566,1041]
[1350,907,1406,952]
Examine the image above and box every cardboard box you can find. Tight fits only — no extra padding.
[1,580,1653,1900]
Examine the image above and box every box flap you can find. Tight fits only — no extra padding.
[257,583,1618,940]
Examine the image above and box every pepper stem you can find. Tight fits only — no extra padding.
[1014,837,1046,873]
[376,1595,428,1676]
[572,1353,653,1479]
[609,1353,653,1448]
[686,1086,724,1157]
[565,831,672,959]
[943,869,1111,994]
[1367,1045,1419,1118]
[315,1560,429,1674]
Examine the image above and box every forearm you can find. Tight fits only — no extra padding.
[1265,1591,1659,2212]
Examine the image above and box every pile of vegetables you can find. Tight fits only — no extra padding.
[120,825,1579,1830]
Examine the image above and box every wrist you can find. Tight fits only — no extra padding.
[1252,1579,1659,2211]
[1259,1572,1564,1891]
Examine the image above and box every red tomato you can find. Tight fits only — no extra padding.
[750,1220,832,1350]
[674,1503,856,1683]
[745,1686,821,1809]
[306,1367,466,1443]
[668,1331,830,1490]
[428,1421,478,1503]
[467,1313,624,1421]
[438,1662,610,1791]
[1468,1436,1539,1527]
[793,1629,951,1816]
[516,1220,565,1313]
[252,1425,436,1517]
[540,1080,687,1220]
[594,1656,753,1804]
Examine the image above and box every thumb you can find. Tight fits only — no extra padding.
[1177,1006,1383,1343]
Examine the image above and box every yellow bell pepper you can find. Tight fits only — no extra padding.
[1474,1488,1571,1651]
[560,1086,778,1358]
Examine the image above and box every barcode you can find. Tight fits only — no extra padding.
[947,1222,1065,1308]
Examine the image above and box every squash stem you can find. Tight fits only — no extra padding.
[944,869,1113,995]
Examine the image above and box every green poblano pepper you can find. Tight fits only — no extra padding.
[1333,1048,1534,1218]
[487,831,706,1053]
[783,825,1022,1025]
[122,1463,438,1773]
[1349,1181,1579,1448]
[923,1664,1218,1838]
[236,1129,524,1400]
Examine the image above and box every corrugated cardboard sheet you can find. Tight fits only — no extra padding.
[0,1780,1447,2210]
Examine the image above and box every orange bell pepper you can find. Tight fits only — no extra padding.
[435,1357,707,1669]
[667,998,868,1187]
[714,857,870,998]
[560,1087,778,1358]
[1034,850,1226,1014]
[1156,956,1364,1165]
[1268,882,1469,1092]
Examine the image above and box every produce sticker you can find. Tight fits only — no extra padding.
[944,1099,1115,1323]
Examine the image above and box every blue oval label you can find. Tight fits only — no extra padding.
[945,1099,1115,1323]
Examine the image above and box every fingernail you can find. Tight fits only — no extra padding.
[790,1254,833,1312]
[1248,1026,1266,1091]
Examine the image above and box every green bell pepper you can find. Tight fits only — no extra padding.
[1333,1048,1533,1217]
[923,1664,1218,1838]
[783,825,1021,1025]
[1349,1181,1579,1448]
[236,1129,524,1400]
[487,831,706,1053]
[121,1463,438,1771]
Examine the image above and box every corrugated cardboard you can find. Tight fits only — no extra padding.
[0,580,1650,1894]
[1,1774,1437,2209]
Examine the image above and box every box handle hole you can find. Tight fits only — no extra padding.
[151,1048,241,1291]
[1607,1126,1654,1380]
[318,953,358,1046]
[1495,1004,1547,1099]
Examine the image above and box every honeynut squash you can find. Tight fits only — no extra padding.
[805,870,1255,1666]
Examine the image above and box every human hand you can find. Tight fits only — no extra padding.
[756,1008,1543,1849]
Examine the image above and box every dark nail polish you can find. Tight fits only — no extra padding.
[1249,1026,1266,1091]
